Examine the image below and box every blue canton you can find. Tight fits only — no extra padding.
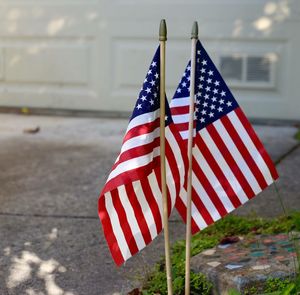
[173,40,239,131]
[131,46,172,126]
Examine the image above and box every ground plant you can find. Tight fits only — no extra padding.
[141,213,300,295]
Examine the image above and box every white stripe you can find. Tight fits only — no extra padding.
[108,147,160,183]
[166,158,176,209]
[172,114,189,124]
[126,109,159,133]
[117,185,146,250]
[179,129,196,140]
[193,146,235,213]
[192,172,221,221]
[132,180,158,240]
[170,96,190,107]
[120,128,159,156]
[228,111,273,185]
[179,188,208,230]
[165,126,185,189]
[148,172,163,223]
[200,128,249,204]
[104,192,130,261]
[213,120,261,195]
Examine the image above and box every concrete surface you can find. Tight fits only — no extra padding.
[0,114,299,295]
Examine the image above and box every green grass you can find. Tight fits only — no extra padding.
[141,213,300,295]
[295,129,300,141]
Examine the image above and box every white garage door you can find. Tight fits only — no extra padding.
[0,0,299,121]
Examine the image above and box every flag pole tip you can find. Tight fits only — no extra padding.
[191,21,198,39]
[159,19,167,41]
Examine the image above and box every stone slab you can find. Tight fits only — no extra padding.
[191,234,299,294]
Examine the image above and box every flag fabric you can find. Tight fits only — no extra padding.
[170,40,279,234]
[98,46,187,266]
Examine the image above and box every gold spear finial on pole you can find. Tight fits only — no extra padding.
[159,19,167,41]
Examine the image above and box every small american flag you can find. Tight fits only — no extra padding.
[171,40,279,234]
[98,47,187,265]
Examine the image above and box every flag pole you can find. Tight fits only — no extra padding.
[185,21,198,295]
[159,19,173,295]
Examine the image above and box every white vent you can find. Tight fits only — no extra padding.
[219,54,275,89]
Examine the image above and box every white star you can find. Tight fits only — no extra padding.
[140,95,147,101]
[151,61,157,67]
[200,117,205,123]
[183,72,186,77]
[187,66,191,71]
[204,94,209,100]
[182,82,187,87]
[150,80,155,86]
[187,76,191,81]
[219,99,224,104]
[195,107,199,113]
[197,50,201,55]
[212,96,217,102]
[148,69,152,75]
[205,86,211,92]
[207,78,212,84]
[155,73,159,79]
[150,99,154,105]
[153,93,157,98]
[213,89,218,94]
[227,101,232,107]
[202,60,207,66]
[144,78,148,83]
[214,80,220,86]
[165,115,168,121]
[200,76,204,81]
[210,104,216,110]
[221,91,226,97]
[208,70,214,76]
[146,88,151,93]
[177,88,182,93]
[196,99,201,104]
[197,92,202,97]
[203,102,208,107]
[201,68,206,73]
[198,84,203,89]
[209,112,214,118]
[217,107,223,112]
[201,109,207,115]
[136,104,142,110]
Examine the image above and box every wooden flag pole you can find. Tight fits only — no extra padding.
[185,21,198,295]
[159,19,173,295]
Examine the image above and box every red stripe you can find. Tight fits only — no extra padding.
[191,186,214,225]
[125,182,152,245]
[98,195,124,266]
[101,156,160,195]
[207,123,255,199]
[171,105,189,115]
[112,137,160,171]
[175,195,200,235]
[174,122,189,132]
[154,167,172,216]
[235,108,279,180]
[165,139,180,196]
[192,156,228,217]
[140,177,162,234]
[169,124,189,187]
[221,115,268,190]
[110,189,139,256]
[123,117,160,143]
[195,134,242,208]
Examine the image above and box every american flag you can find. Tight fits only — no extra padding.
[171,40,279,234]
[98,47,187,265]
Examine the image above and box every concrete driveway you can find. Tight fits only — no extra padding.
[0,114,299,295]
